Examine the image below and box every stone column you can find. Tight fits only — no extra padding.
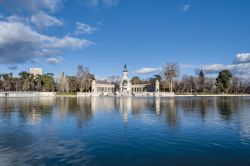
[155,80,160,92]
[92,80,97,92]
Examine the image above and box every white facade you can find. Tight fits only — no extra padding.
[30,68,42,76]
[91,65,159,94]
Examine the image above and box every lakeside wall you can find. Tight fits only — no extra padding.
[77,92,250,97]
[0,92,56,98]
[2,92,248,98]
[77,92,175,97]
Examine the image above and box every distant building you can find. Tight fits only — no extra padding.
[30,68,42,76]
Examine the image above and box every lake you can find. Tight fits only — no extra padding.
[0,96,250,166]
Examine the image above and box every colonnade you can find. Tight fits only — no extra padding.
[131,87,146,92]
[96,87,115,92]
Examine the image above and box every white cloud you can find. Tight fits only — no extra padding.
[0,0,98,66]
[75,22,97,35]
[178,53,250,79]
[201,63,250,79]
[6,15,26,23]
[49,36,94,49]
[182,4,191,13]
[200,64,227,74]
[41,0,61,12]
[0,0,61,13]
[0,19,94,64]
[234,53,250,64]
[46,57,63,64]
[133,67,162,75]
[228,63,250,79]
[7,65,18,70]
[31,12,63,28]
[85,0,120,7]
[180,64,196,69]
[198,57,250,79]
[95,75,108,80]
[0,0,63,29]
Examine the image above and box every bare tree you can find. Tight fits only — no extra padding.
[76,65,94,92]
[181,75,197,94]
[107,75,121,84]
[163,63,179,92]
[204,77,216,93]
[77,65,89,92]
[58,72,69,92]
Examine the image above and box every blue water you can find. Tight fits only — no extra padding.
[0,97,250,166]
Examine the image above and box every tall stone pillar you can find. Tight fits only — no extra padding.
[155,80,160,92]
[92,80,97,92]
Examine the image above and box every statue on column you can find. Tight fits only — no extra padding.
[123,64,128,72]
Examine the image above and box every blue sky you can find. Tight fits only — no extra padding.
[0,0,250,79]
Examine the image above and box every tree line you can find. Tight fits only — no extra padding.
[0,65,95,92]
[0,72,55,92]
[129,63,250,94]
[0,63,249,94]
[154,63,250,94]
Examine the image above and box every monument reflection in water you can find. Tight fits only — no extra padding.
[0,97,250,165]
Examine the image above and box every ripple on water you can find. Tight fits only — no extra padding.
[0,97,250,165]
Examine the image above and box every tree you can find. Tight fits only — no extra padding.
[181,75,196,94]
[35,76,43,92]
[163,63,179,92]
[76,65,94,92]
[22,78,30,91]
[204,77,216,93]
[197,70,205,93]
[29,75,36,91]
[19,71,29,80]
[2,73,14,91]
[106,75,121,84]
[216,70,233,93]
[57,72,69,92]
[154,75,162,81]
[130,76,142,84]
[77,65,89,92]
[148,75,162,85]
[16,71,29,91]
[42,74,55,92]
[68,76,78,92]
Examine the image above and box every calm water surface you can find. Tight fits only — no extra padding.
[0,96,250,166]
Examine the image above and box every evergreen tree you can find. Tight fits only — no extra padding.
[216,70,233,93]
[42,74,55,92]
[131,76,142,84]
[198,70,205,93]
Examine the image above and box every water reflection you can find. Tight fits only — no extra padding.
[0,96,250,165]
[0,98,54,125]
[0,97,250,127]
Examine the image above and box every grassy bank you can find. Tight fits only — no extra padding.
[56,92,77,97]
[175,93,250,96]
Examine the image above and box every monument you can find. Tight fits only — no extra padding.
[90,65,161,96]
[120,64,132,93]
